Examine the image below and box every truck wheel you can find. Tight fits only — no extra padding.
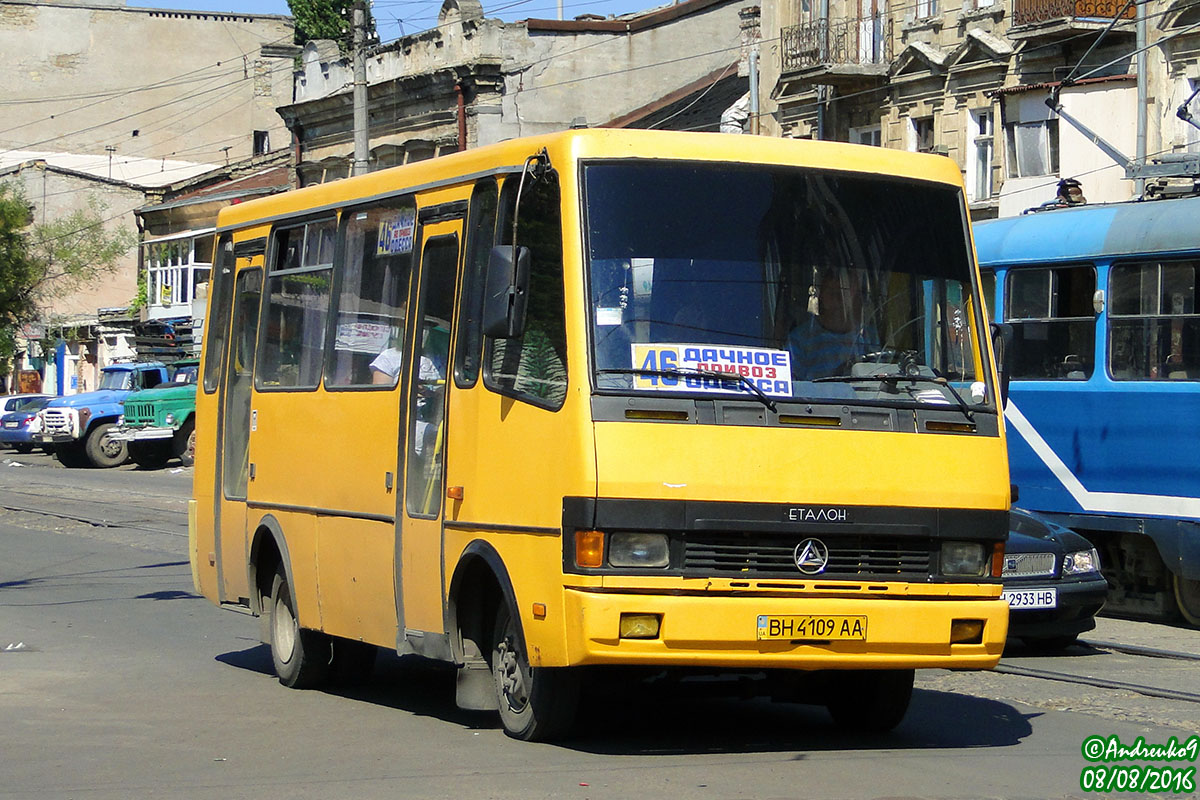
[825,669,914,734]
[84,423,128,468]
[174,419,196,468]
[491,602,579,741]
[129,441,171,470]
[54,442,91,468]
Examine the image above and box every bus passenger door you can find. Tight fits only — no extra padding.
[399,224,461,640]
[215,266,262,604]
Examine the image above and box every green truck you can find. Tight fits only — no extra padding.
[111,359,198,468]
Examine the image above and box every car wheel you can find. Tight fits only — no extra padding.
[825,669,914,734]
[1022,634,1079,652]
[269,565,331,689]
[1173,572,1200,628]
[128,441,171,469]
[13,444,33,454]
[84,423,128,468]
[174,420,196,468]
[491,602,579,741]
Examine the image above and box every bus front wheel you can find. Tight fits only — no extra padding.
[491,603,579,741]
[1173,573,1200,628]
[825,669,914,734]
[269,566,331,689]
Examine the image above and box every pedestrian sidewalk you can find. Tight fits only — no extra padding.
[1086,615,1200,658]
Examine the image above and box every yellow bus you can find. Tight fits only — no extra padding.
[190,129,1011,741]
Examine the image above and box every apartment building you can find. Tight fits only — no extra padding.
[760,0,1200,217]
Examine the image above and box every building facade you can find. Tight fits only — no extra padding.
[760,0,1200,217]
[281,0,755,184]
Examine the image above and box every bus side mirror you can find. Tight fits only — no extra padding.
[991,322,1013,408]
[483,245,531,339]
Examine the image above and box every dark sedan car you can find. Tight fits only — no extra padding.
[1003,508,1109,651]
[0,396,52,454]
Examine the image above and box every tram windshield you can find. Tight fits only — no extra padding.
[584,162,991,409]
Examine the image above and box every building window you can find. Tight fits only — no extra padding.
[1005,265,1096,380]
[1109,260,1200,380]
[909,116,935,153]
[253,130,269,155]
[849,125,882,146]
[968,108,994,201]
[915,0,938,18]
[1006,119,1059,177]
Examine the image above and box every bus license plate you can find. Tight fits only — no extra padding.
[1001,588,1057,609]
[756,615,867,641]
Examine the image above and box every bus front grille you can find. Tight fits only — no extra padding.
[683,534,934,579]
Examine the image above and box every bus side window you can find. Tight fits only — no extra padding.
[258,218,337,389]
[484,170,568,409]
[202,234,235,394]
[455,179,498,388]
[327,200,416,388]
[1004,265,1095,380]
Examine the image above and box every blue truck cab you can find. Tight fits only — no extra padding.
[37,362,171,468]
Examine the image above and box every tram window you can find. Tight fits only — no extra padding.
[258,218,337,390]
[1110,260,1200,380]
[327,201,416,388]
[1004,265,1095,380]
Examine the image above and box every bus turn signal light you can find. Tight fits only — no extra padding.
[575,530,604,568]
[991,541,1005,578]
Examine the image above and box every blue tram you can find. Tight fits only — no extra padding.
[974,194,1200,626]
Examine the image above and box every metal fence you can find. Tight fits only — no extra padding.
[1012,0,1135,27]
[781,15,893,73]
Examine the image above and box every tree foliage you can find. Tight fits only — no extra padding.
[288,0,375,50]
[0,182,136,362]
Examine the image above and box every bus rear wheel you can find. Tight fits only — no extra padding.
[491,603,579,741]
[1173,573,1200,628]
[825,669,914,734]
[269,566,331,689]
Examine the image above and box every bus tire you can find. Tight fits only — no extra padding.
[269,566,331,689]
[84,423,127,468]
[1173,573,1200,628]
[491,602,579,741]
[825,669,914,734]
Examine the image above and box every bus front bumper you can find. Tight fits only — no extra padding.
[557,588,1007,671]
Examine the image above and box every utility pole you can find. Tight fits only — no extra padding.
[1135,0,1148,196]
[352,0,370,176]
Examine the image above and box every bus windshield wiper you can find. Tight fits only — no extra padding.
[813,373,975,421]
[597,368,778,412]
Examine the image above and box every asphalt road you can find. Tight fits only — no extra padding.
[2,450,1198,799]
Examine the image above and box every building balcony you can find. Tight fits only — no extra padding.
[779,15,893,92]
[1009,0,1135,40]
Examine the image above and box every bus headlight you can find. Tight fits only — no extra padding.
[608,533,670,568]
[940,541,987,577]
[1063,548,1100,575]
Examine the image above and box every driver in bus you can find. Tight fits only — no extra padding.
[788,267,874,381]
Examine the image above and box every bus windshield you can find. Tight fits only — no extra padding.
[585,162,990,409]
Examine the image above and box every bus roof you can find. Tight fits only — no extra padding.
[217,129,967,232]
[973,194,1200,267]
